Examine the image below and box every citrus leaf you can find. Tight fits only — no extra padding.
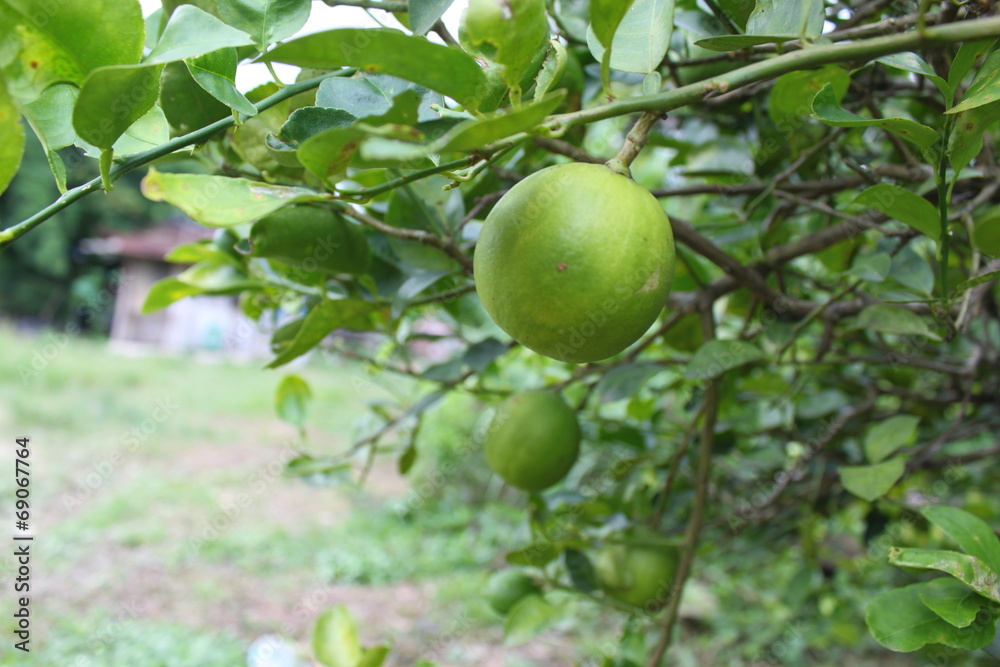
[864,415,920,464]
[357,646,390,667]
[72,64,164,155]
[850,184,940,239]
[585,0,674,75]
[315,74,443,123]
[159,61,232,135]
[19,82,77,191]
[597,363,665,402]
[408,0,454,35]
[264,28,487,111]
[948,101,1000,173]
[889,547,1000,603]
[313,605,363,667]
[878,52,950,100]
[141,169,325,226]
[0,77,24,198]
[812,83,939,149]
[141,278,208,314]
[434,89,565,152]
[534,40,568,101]
[866,584,996,652]
[267,299,379,368]
[918,577,992,628]
[185,48,257,117]
[697,0,823,51]
[464,0,548,96]
[685,340,764,380]
[503,595,557,646]
[215,0,311,49]
[948,39,997,90]
[922,506,1000,575]
[0,0,144,81]
[839,456,906,502]
[948,50,1000,115]
[769,67,849,137]
[145,4,255,64]
[852,304,942,341]
[275,375,312,428]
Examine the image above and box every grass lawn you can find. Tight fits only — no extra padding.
[0,325,592,666]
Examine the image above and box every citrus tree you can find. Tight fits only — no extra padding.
[2,0,1000,664]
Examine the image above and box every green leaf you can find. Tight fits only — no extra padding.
[275,374,312,428]
[141,169,325,226]
[850,184,941,240]
[185,48,257,116]
[864,415,920,464]
[590,0,636,48]
[839,456,906,502]
[889,547,1000,603]
[159,61,232,134]
[852,304,942,341]
[284,455,351,478]
[954,269,1000,295]
[0,0,144,81]
[0,77,24,198]
[697,0,823,51]
[267,299,379,368]
[811,83,939,149]
[918,577,992,628]
[102,105,170,156]
[948,101,1000,173]
[769,67,849,136]
[684,340,764,380]
[922,506,1000,575]
[845,252,891,282]
[357,646,390,667]
[408,0,454,35]
[585,0,675,75]
[141,278,207,314]
[398,442,417,475]
[503,595,558,646]
[278,107,357,146]
[505,543,558,567]
[464,0,548,98]
[533,40,567,101]
[145,5,255,64]
[463,338,507,371]
[215,0,311,49]
[596,363,665,402]
[264,28,487,110]
[877,52,950,101]
[20,83,77,191]
[72,64,164,153]
[315,74,443,123]
[434,90,565,152]
[313,605,363,667]
[948,50,1000,115]
[866,584,996,652]
[948,39,997,90]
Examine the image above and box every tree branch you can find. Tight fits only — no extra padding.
[340,206,474,273]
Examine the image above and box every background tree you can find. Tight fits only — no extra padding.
[2,0,1000,664]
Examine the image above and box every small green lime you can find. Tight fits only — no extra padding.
[483,390,581,492]
[595,529,679,610]
[484,570,540,615]
[474,163,675,363]
[249,205,370,275]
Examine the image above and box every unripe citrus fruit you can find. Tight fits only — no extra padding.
[474,163,675,363]
[595,529,679,609]
[249,205,370,275]
[484,570,540,615]
[483,390,581,492]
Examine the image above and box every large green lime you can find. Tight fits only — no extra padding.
[249,205,370,275]
[595,529,680,610]
[484,570,540,615]
[474,163,675,363]
[483,390,581,492]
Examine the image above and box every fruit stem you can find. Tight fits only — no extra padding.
[606,111,661,178]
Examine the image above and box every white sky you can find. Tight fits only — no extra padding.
[138,0,469,90]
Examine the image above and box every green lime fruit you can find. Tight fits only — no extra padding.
[474,163,675,363]
[595,530,680,610]
[249,205,370,275]
[484,570,540,615]
[483,390,581,492]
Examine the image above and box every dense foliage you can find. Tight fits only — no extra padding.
[2,0,1000,664]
